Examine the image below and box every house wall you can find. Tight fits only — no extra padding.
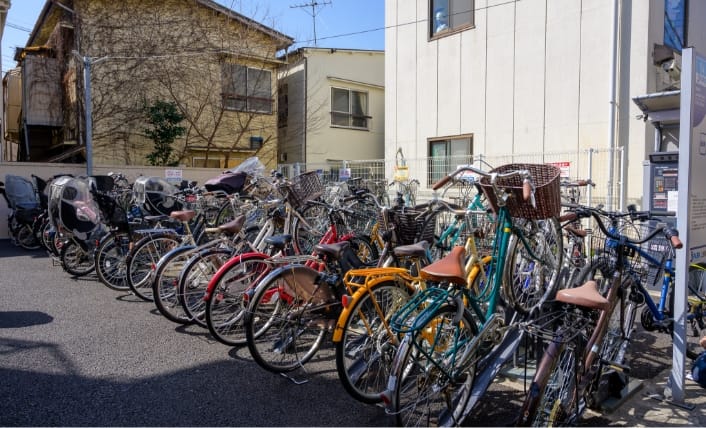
[304,49,385,166]
[277,57,307,164]
[385,0,668,207]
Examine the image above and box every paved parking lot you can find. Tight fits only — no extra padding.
[1,240,703,426]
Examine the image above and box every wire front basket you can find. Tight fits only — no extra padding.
[378,207,435,245]
[279,171,324,209]
[479,163,561,219]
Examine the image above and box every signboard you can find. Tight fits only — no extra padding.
[674,48,706,402]
[339,168,351,181]
[165,169,183,184]
[393,165,409,181]
[549,161,571,178]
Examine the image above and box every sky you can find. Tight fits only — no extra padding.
[1,0,385,74]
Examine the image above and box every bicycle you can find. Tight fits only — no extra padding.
[381,163,564,426]
[203,172,377,346]
[516,206,683,426]
[571,204,706,361]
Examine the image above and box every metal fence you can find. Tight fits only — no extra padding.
[277,147,626,210]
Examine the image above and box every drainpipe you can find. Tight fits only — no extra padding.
[606,0,620,211]
[302,53,307,166]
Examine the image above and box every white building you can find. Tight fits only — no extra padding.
[277,47,385,175]
[385,0,706,209]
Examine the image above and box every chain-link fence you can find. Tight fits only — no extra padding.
[277,147,626,210]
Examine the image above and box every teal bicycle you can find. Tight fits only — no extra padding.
[381,163,564,426]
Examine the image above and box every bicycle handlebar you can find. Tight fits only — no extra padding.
[432,165,533,203]
[567,204,683,249]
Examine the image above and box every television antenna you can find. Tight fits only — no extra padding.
[290,1,332,46]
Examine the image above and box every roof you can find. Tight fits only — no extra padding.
[26,0,294,50]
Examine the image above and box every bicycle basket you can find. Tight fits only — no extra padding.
[479,163,561,219]
[377,207,435,245]
[279,171,324,209]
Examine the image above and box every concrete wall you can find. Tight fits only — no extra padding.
[385,0,661,206]
[0,162,229,239]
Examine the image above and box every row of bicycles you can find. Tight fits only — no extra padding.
[7,158,706,426]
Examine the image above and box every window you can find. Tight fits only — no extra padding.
[278,83,288,128]
[331,87,369,129]
[428,135,473,185]
[221,63,273,114]
[664,0,687,52]
[430,0,474,37]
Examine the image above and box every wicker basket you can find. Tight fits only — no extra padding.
[479,163,561,219]
[280,171,324,209]
[378,207,435,245]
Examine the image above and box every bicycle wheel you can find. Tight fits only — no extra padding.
[205,254,272,346]
[293,204,328,255]
[126,234,180,301]
[60,239,95,276]
[152,245,196,324]
[179,247,233,327]
[94,235,131,291]
[244,264,329,373]
[16,224,41,250]
[684,263,705,360]
[520,337,582,426]
[391,304,477,427]
[348,235,379,266]
[335,281,412,403]
[503,217,563,315]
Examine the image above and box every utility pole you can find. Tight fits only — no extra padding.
[290,0,331,46]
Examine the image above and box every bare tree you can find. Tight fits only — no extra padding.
[69,0,291,168]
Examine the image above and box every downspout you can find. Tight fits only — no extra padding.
[302,54,307,165]
[607,0,620,210]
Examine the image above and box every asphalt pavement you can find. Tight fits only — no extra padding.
[1,239,704,426]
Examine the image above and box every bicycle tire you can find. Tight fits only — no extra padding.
[205,254,272,346]
[244,264,329,373]
[335,280,413,403]
[60,239,95,276]
[125,234,180,301]
[390,304,477,427]
[179,247,233,327]
[16,224,41,250]
[518,334,582,426]
[152,245,197,324]
[503,217,563,315]
[94,234,131,291]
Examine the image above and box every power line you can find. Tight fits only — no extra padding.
[6,22,32,32]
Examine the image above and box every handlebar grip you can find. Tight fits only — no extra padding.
[559,211,577,222]
[671,235,683,249]
[576,179,588,186]
[522,179,532,201]
[432,175,453,191]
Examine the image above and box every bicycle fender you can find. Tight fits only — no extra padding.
[203,251,270,299]
[332,278,415,343]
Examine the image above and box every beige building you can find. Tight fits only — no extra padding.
[385,0,706,209]
[277,47,384,174]
[3,0,293,169]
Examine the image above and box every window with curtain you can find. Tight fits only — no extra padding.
[221,63,273,114]
[331,87,369,129]
[428,135,473,185]
[430,0,474,37]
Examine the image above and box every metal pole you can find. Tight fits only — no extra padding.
[587,148,593,208]
[619,147,625,211]
[606,0,620,211]
[83,57,93,176]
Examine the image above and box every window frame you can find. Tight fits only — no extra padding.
[427,134,474,186]
[330,86,370,130]
[221,63,273,114]
[429,0,475,40]
[191,156,223,168]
